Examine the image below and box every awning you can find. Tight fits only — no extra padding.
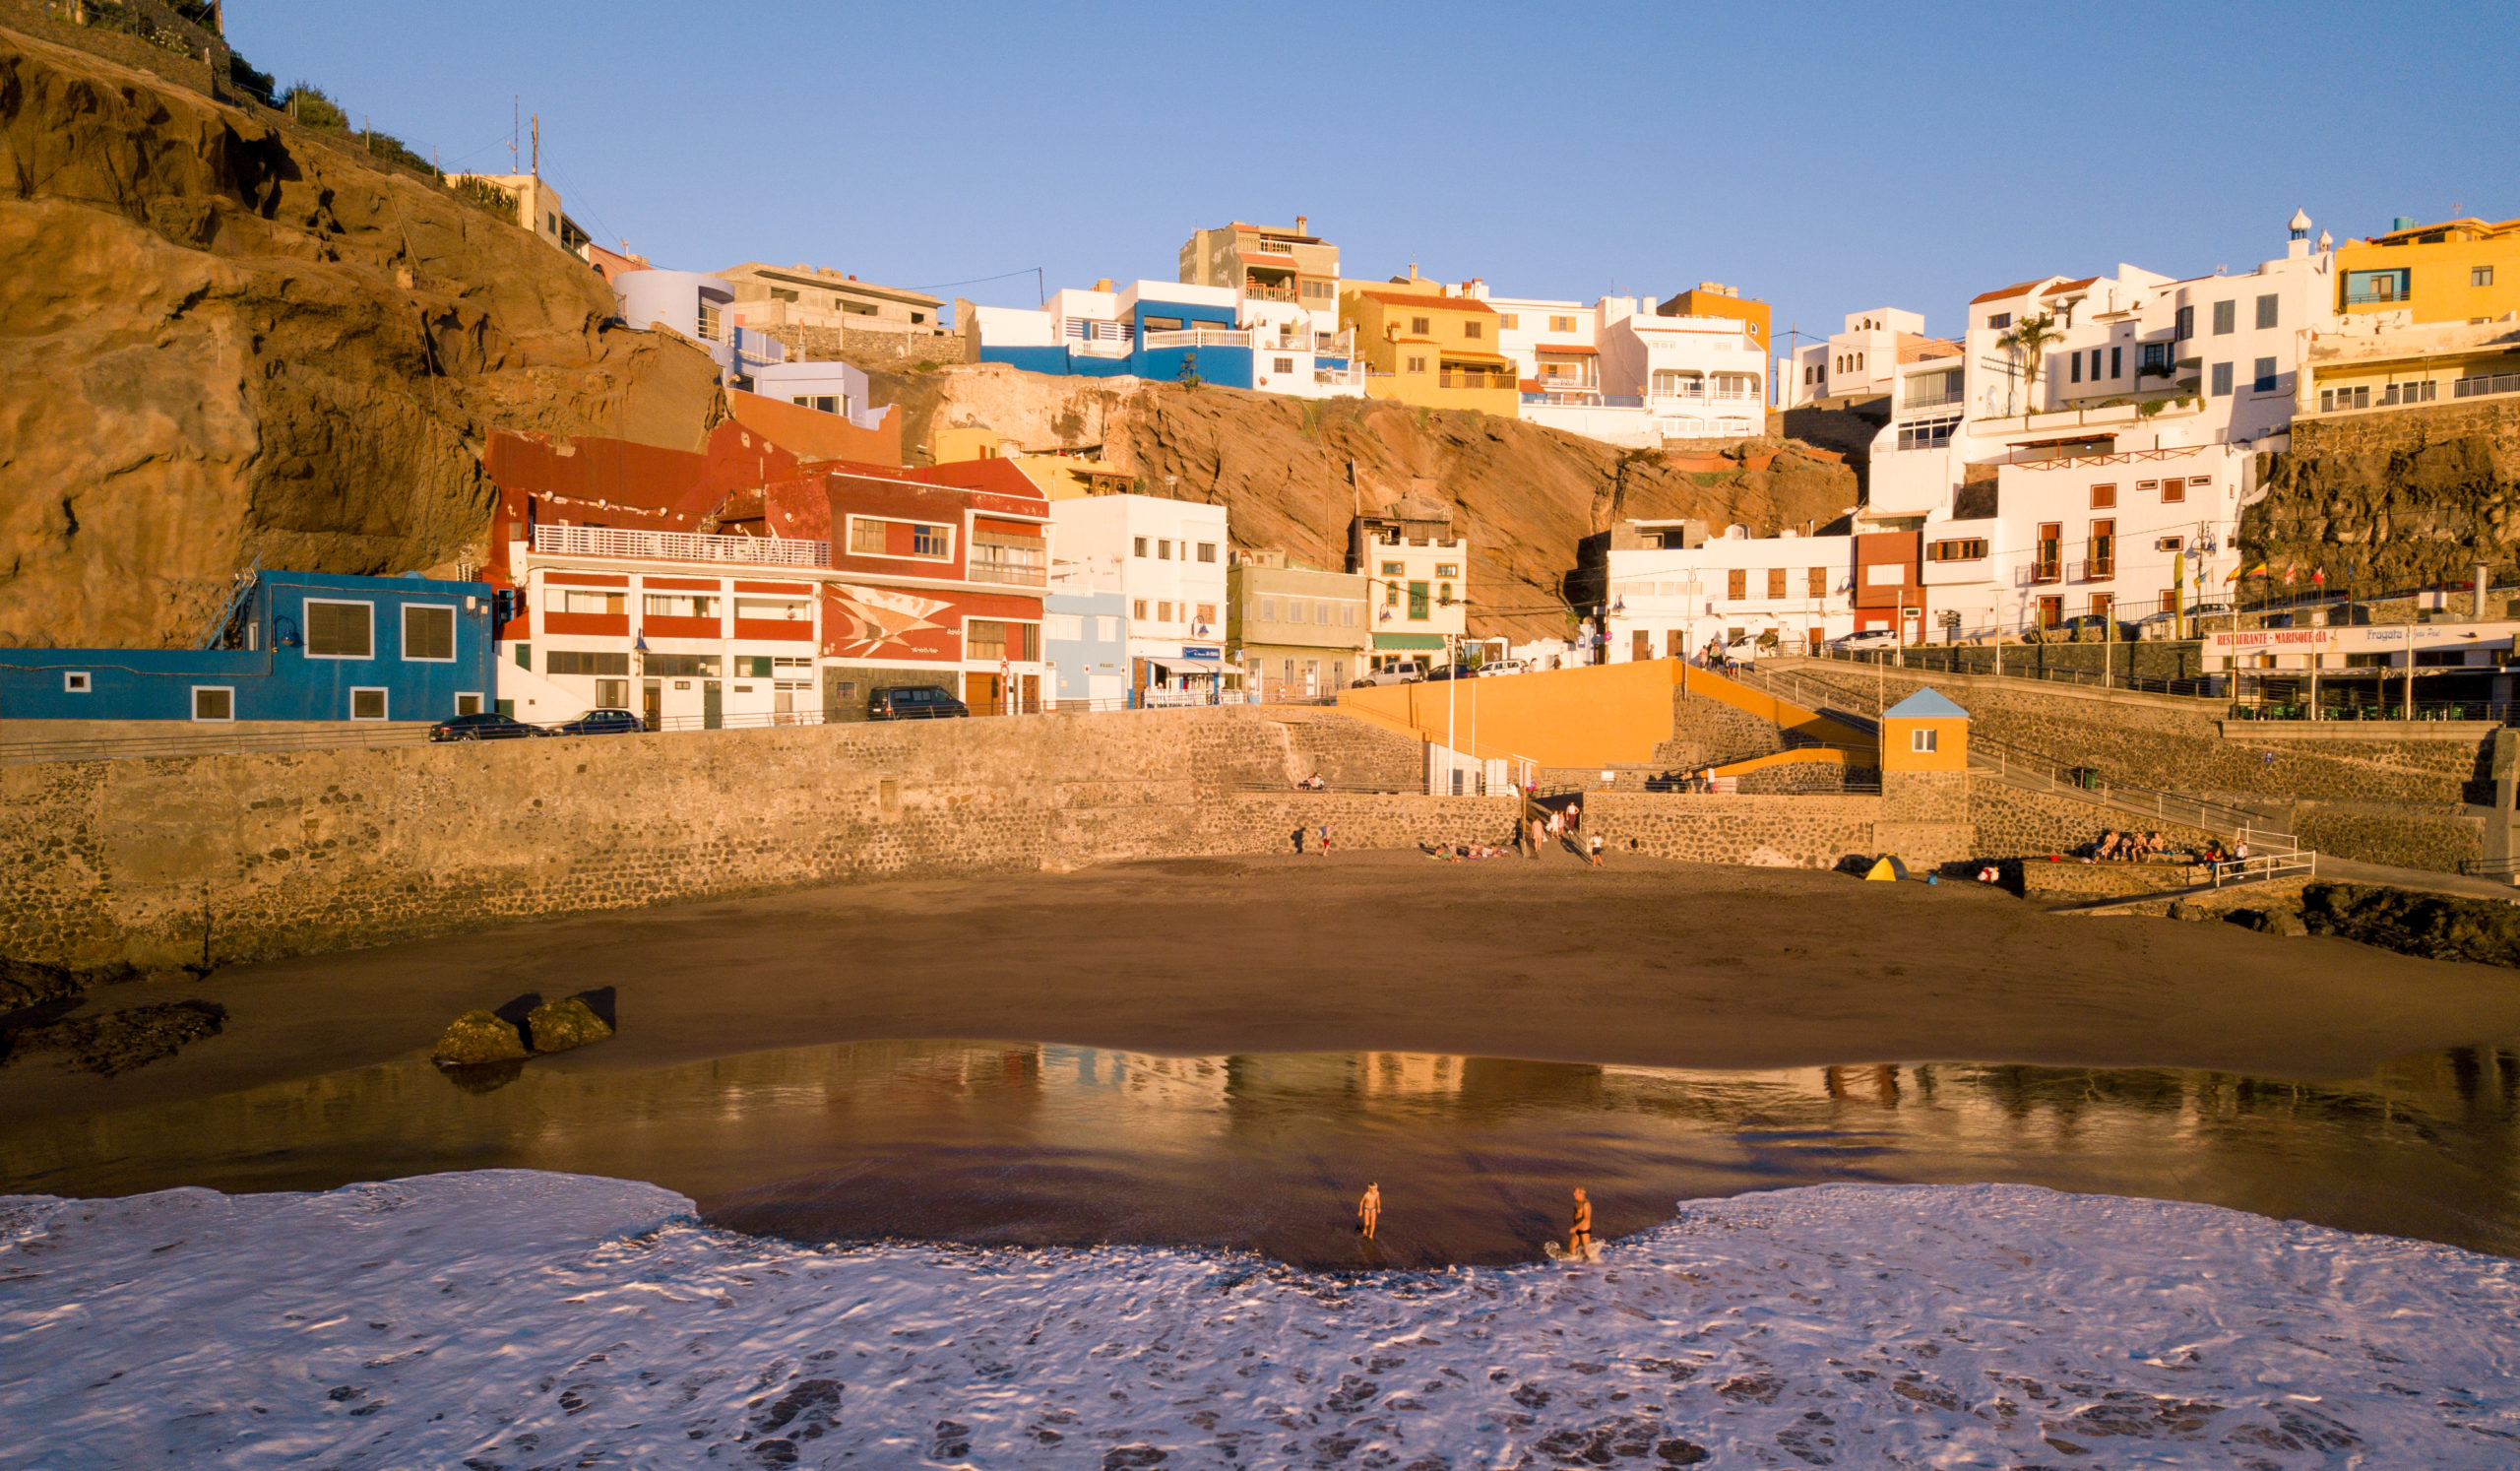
[1141,656,1224,675]
[1373,632,1447,651]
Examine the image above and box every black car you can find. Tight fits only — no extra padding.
[428,711,547,741]
[868,685,970,721]
[549,708,645,736]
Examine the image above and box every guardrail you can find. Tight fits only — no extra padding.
[1803,647,2224,699]
[533,525,829,568]
[0,723,438,765]
[2459,856,2520,879]
[2210,847,2317,887]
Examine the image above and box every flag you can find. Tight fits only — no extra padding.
[2228,561,2264,583]
[2311,569,2326,588]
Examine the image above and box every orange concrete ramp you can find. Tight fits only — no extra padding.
[1335,659,1874,768]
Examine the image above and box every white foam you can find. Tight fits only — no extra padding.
[3,1172,2516,1467]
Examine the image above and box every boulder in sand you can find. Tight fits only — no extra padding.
[525,996,613,1055]
[433,1009,529,1065]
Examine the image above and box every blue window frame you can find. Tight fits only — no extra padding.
[2345,269,2410,305]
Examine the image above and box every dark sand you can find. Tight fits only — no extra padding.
[8,851,2517,1124]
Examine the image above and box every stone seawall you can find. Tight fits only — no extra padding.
[1,709,1920,971]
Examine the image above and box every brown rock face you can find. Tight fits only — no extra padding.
[0,24,723,649]
[879,365,1858,644]
[2245,397,2520,589]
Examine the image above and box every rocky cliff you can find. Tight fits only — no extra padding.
[2245,397,2520,590]
[0,21,722,648]
[874,364,1858,643]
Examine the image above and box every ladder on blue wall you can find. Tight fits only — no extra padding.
[195,557,262,650]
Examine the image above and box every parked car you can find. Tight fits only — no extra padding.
[2131,602,2237,639]
[868,685,970,721]
[548,708,645,736]
[1474,659,1531,677]
[1827,630,1900,653]
[428,711,548,742]
[1351,667,1424,687]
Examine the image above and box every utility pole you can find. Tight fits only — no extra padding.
[531,113,539,178]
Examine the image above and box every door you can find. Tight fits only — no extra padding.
[2038,596,2064,629]
[1021,673,1040,715]
[1632,629,1652,662]
[642,678,662,732]
[2036,523,2062,581]
[774,683,795,725]
[966,671,1003,715]
[702,680,723,730]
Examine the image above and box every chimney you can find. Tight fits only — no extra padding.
[1295,215,1308,235]
[2476,562,2491,619]
[1094,278,1113,293]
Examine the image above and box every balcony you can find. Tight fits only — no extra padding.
[2018,561,2063,587]
[1438,371,1513,389]
[534,524,827,568]
[968,552,1048,588]
[2070,558,2115,583]
[1143,326,1251,350]
[2455,370,2520,401]
[1243,282,1299,302]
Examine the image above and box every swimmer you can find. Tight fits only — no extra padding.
[1568,1186,1593,1256]
[1358,1183,1382,1241]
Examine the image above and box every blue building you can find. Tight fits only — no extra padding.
[0,570,498,724]
[1043,591,1128,708]
[965,279,1359,399]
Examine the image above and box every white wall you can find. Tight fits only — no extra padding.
[1049,495,1229,657]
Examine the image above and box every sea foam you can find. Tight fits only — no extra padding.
[3,1170,2516,1467]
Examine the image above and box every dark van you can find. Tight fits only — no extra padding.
[868,685,970,721]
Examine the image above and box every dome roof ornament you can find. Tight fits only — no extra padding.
[2288,208,2313,240]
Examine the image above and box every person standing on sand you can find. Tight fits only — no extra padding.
[1292,825,1306,856]
[1358,1183,1382,1241]
[1568,1186,1593,1256]
[1587,833,1605,868]
[1319,824,1332,855]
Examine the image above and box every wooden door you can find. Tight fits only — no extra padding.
[965,671,1002,715]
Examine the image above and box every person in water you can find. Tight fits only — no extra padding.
[1568,1186,1593,1255]
[1358,1183,1382,1241]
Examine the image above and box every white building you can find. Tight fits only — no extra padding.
[966,279,1363,399]
[1603,522,1858,662]
[1348,511,1471,672]
[1464,283,1768,446]
[1047,493,1232,699]
[1859,211,2334,638]
[1777,308,1962,411]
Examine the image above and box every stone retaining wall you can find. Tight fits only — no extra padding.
[1967,781,2222,862]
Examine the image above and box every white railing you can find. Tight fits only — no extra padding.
[968,559,1048,588]
[1060,318,1131,342]
[1143,327,1251,350]
[533,524,829,568]
[2209,847,2316,887]
[1315,363,1365,387]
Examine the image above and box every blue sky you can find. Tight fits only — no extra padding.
[232,1,2520,347]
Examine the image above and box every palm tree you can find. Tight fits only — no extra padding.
[1996,312,2060,415]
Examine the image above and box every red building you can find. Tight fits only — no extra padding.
[483,427,1049,726]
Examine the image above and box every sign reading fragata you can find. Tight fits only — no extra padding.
[2208,621,2520,657]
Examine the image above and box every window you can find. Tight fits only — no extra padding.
[1384,581,1399,608]
[304,600,373,659]
[965,620,1040,662]
[2210,362,2234,397]
[1133,536,1148,557]
[546,650,630,676]
[1196,543,1217,563]
[914,524,948,557]
[1406,355,1427,373]
[1911,729,1938,754]
[1046,613,1084,642]
[2110,346,2122,379]
[2475,266,2495,288]
[1158,540,1173,560]
[192,686,233,722]
[1380,560,1403,576]
[1197,604,1217,627]
[457,692,484,716]
[1550,315,1577,332]
[734,597,808,622]
[2070,352,2082,384]
[644,653,720,677]
[1895,416,1961,451]
[2249,356,2277,393]
[1286,600,1305,624]
[2256,293,2278,330]
[2345,268,2410,304]
[2174,304,2194,339]
[1927,539,1988,562]
[849,517,951,560]
[2090,483,2116,509]
[1273,356,1294,374]
[1903,368,1964,409]
[1435,562,1459,578]
[1808,566,1828,596]
[1132,599,1148,620]
[1340,604,1357,627]
[1987,312,2010,330]
[1766,567,1787,599]
[1097,615,1119,641]
[2161,478,2186,503]
[515,642,531,670]
[2140,342,2170,372]
[402,604,456,661]
[1259,598,1279,622]
[2212,300,2236,335]
[1437,582,1453,606]
[63,671,93,692]
[349,687,388,721]
[546,588,625,615]
[1408,581,1430,619]
[2088,519,2114,577]
[1727,568,1747,601]
[1462,321,1481,340]
[1411,316,1430,334]
[1863,563,1907,586]
[643,593,719,618]
[2035,523,2062,581]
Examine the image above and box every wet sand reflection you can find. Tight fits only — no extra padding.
[4,1041,2515,1267]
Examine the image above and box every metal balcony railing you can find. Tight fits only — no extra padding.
[533,524,828,567]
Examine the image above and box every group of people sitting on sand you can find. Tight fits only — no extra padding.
[2091,828,2176,863]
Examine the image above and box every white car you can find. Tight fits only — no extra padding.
[1473,659,1531,678]
[1351,667,1424,687]
[1828,630,1901,653]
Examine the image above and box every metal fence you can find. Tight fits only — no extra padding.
[1797,646,2223,698]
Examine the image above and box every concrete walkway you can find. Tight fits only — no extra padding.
[2314,856,2520,902]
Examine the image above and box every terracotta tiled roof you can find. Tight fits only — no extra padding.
[2042,277,2100,296]
[1896,334,1962,363]
[1535,344,1599,355]
[1969,278,2050,305]
[1349,288,1497,314]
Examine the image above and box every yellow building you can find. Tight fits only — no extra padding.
[1341,272,1520,415]
[1656,281,1773,359]
[930,425,1135,500]
[1880,687,1969,773]
[2300,317,2520,419]
[2336,216,2520,324]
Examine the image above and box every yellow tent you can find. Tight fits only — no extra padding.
[1863,856,1911,882]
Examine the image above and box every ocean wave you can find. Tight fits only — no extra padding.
[3,1171,2516,1467]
